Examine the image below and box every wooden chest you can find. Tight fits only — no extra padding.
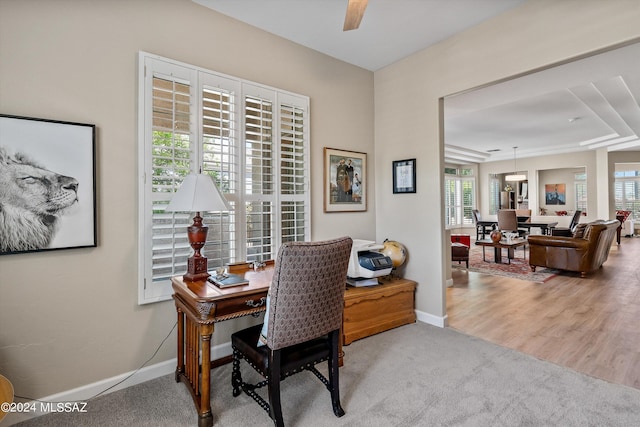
[342,277,416,345]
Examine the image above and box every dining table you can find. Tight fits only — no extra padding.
[517,220,558,235]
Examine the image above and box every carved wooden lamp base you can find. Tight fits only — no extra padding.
[184,255,210,282]
[183,212,211,282]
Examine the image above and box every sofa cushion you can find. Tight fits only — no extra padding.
[573,223,588,239]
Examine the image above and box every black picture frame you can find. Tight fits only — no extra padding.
[0,114,97,255]
[393,158,416,194]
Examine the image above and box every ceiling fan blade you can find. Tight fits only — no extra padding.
[343,0,368,31]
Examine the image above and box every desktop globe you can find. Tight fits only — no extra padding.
[381,239,407,271]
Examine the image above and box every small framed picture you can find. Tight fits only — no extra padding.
[393,159,416,194]
[324,147,366,212]
[0,114,97,255]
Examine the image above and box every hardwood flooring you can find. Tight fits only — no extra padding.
[447,235,640,390]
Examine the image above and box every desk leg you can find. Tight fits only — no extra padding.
[198,324,214,427]
[177,309,215,427]
[176,307,184,382]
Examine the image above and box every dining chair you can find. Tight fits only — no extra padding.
[497,209,527,238]
[231,236,353,427]
[472,209,495,241]
[551,210,582,236]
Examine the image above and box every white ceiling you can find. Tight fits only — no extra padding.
[194,0,526,71]
[194,0,640,163]
[445,42,640,163]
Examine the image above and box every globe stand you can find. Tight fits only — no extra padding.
[381,239,407,279]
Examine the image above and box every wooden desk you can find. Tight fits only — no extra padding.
[172,264,414,426]
[172,263,273,427]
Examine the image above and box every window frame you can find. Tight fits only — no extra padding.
[444,167,476,227]
[137,52,310,304]
[614,169,640,219]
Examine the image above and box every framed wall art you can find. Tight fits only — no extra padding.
[324,147,366,212]
[392,158,416,194]
[0,114,97,255]
[545,183,566,205]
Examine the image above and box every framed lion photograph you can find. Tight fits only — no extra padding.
[0,114,97,255]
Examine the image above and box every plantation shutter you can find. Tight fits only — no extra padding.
[200,75,240,267]
[139,52,310,304]
[614,181,623,210]
[461,178,475,225]
[444,177,456,226]
[244,88,276,262]
[279,98,309,243]
[489,175,500,215]
[575,182,587,213]
[144,62,197,300]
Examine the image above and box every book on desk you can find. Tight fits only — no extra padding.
[207,273,249,288]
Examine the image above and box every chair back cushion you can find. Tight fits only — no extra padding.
[569,210,582,230]
[497,209,518,232]
[266,237,352,350]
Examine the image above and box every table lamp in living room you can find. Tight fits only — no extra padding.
[165,173,231,282]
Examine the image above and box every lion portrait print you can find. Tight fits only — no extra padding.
[0,146,79,253]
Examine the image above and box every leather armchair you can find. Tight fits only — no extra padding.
[528,219,619,278]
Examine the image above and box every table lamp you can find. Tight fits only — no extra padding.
[165,173,231,281]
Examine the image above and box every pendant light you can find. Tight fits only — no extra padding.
[505,146,527,181]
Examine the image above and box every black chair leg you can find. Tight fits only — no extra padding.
[328,330,345,417]
[231,348,242,397]
[268,350,284,427]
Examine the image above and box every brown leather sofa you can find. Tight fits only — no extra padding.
[528,219,619,278]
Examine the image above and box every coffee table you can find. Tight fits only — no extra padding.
[475,238,527,264]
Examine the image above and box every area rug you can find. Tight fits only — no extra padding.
[452,243,559,283]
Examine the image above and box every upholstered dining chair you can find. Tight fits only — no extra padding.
[497,209,527,238]
[551,210,582,236]
[472,209,495,241]
[231,236,353,427]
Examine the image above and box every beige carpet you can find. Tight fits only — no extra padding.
[14,322,640,426]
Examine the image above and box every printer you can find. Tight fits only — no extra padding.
[347,239,394,279]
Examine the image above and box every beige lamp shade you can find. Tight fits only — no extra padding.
[165,173,231,213]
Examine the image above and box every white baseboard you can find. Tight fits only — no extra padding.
[4,341,234,426]
[416,309,448,327]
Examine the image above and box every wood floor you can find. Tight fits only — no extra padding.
[447,234,640,390]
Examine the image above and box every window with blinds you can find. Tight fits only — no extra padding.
[444,168,475,227]
[138,53,310,304]
[488,175,501,215]
[614,169,640,218]
[574,172,587,214]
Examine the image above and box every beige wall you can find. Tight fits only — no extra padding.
[3,0,640,405]
[478,150,599,223]
[0,0,374,399]
[374,0,640,325]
